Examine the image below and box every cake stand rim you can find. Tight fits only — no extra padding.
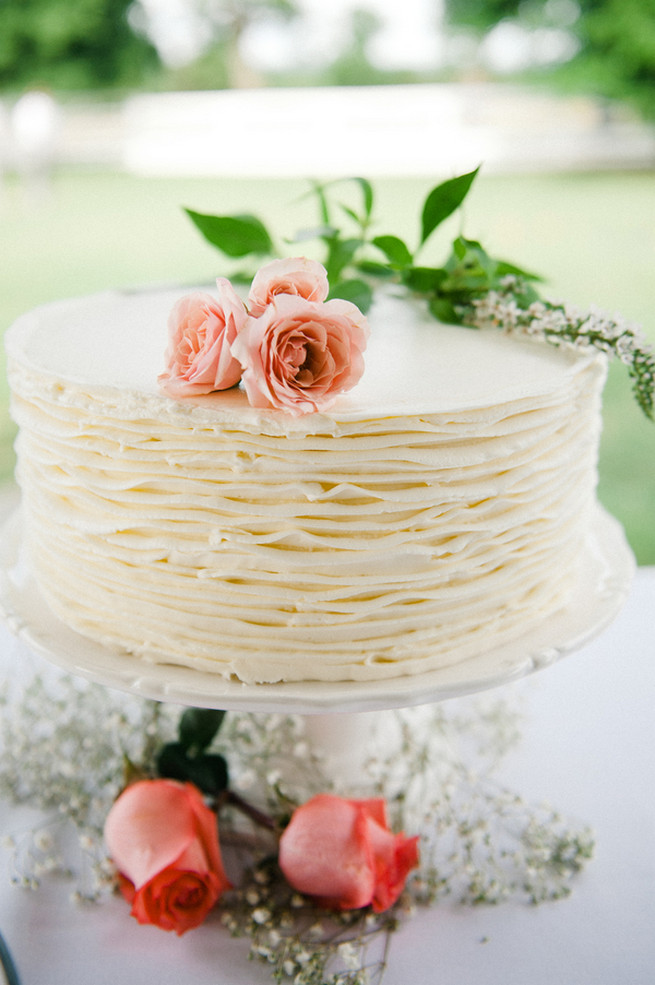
[0,505,635,714]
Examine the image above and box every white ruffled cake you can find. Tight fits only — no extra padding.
[5,287,606,684]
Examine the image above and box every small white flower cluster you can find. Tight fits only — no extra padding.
[220,852,396,985]
[214,710,334,813]
[473,284,641,358]
[211,694,594,981]
[469,282,655,418]
[0,664,177,900]
[1,666,594,984]
[362,695,594,909]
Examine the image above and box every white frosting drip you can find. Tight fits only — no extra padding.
[6,287,606,683]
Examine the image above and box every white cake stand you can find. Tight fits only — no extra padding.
[0,505,635,716]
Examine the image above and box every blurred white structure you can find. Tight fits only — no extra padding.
[4,84,652,178]
[10,89,61,195]
[123,85,472,177]
[121,84,655,178]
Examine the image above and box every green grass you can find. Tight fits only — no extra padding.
[1,167,653,560]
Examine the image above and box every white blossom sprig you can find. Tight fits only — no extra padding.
[220,856,399,985]
[1,666,595,984]
[467,278,655,420]
[0,664,178,900]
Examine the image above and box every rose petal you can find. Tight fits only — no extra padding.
[363,815,420,913]
[105,780,220,889]
[279,794,375,910]
[248,257,329,316]
[131,867,223,935]
[279,794,418,913]
[232,294,369,415]
[158,281,246,397]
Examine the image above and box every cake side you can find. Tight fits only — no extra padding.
[6,288,607,684]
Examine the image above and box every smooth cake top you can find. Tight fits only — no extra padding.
[6,285,598,427]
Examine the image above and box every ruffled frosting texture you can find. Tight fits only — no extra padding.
[6,289,606,683]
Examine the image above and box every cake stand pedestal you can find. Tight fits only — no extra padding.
[0,505,636,789]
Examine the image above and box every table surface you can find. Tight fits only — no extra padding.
[0,567,653,985]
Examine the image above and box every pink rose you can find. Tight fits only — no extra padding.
[104,779,231,935]
[231,294,370,415]
[158,278,246,397]
[248,257,329,316]
[278,794,419,913]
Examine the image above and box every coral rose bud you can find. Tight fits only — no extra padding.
[278,793,419,913]
[231,294,370,415]
[158,278,246,397]
[248,257,329,316]
[104,779,231,935]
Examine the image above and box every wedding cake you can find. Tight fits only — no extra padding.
[5,280,606,684]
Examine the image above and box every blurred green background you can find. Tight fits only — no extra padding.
[1,0,653,562]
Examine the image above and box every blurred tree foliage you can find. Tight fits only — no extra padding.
[444,0,655,118]
[573,0,655,116]
[0,0,160,92]
[443,0,522,28]
[161,0,299,90]
[323,9,388,87]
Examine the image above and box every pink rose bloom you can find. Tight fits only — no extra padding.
[231,294,370,415]
[278,794,419,913]
[248,257,329,316]
[158,278,246,397]
[104,779,231,935]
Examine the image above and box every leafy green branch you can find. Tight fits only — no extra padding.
[184,166,539,318]
[184,168,653,419]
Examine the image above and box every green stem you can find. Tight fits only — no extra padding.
[215,789,277,831]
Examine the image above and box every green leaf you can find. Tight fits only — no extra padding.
[352,177,374,220]
[156,741,191,781]
[156,742,229,795]
[494,259,543,283]
[420,166,480,247]
[340,204,362,225]
[449,236,490,268]
[185,753,229,795]
[324,236,362,282]
[309,180,332,227]
[179,708,226,754]
[442,238,494,295]
[310,177,374,231]
[441,266,490,298]
[429,297,461,323]
[185,209,273,258]
[355,259,397,279]
[402,266,448,293]
[452,236,469,261]
[509,280,541,307]
[443,238,544,301]
[372,235,413,268]
[335,179,375,226]
[328,278,374,312]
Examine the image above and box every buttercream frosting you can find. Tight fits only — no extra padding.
[6,286,606,683]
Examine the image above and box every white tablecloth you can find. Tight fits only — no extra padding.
[1,568,653,985]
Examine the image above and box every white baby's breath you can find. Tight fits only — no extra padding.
[1,668,594,984]
[469,284,655,419]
